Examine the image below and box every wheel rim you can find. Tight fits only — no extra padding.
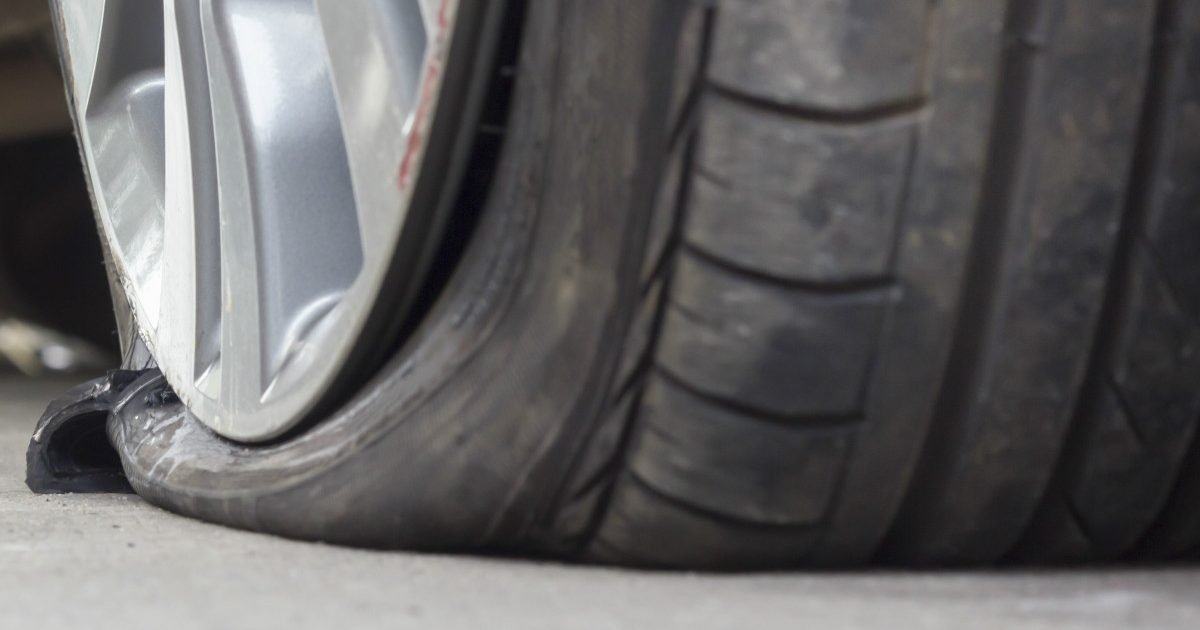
[56,0,465,441]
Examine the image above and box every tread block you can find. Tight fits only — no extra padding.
[1132,0,1200,559]
[1007,498,1095,563]
[1065,247,1200,554]
[1147,180,1200,326]
[640,4,708,288]
[657,251,891,417]
[1069,385,1160,554]
[615,278,663,392]
[669,3,706,130]
[642,145,685,288]
[883,0,1161,563]
[629,375,853,525]
[1143,67,1200,322]
[587,470,818,568]
[691,95,915,281]
[550,389,637,547]
[709,0,928,109]
[1109,246,1200,449]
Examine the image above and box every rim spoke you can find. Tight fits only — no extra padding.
[197,0,263,413]
[159,0,198,398]
[208,0,363,396]
[178,0,224,390]
[70,0,167,329]
[56,0,109,112]
[315,0,429,262]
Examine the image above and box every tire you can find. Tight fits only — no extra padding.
[101,0,1200,568]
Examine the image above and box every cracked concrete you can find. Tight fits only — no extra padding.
[1,376,1198,629]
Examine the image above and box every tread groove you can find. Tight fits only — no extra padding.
[653,364,864,429]
[708,81,929,126]
[1014,0,1188,561]
[1117,0,1200,557]
[640,198,682,296]
[1105,376,1150,450]
[566,374,648,504]
[682,243,898,295]
[1135,235,1199,328]
[568,428,629,503]
[575,6,718,554]
[1064,497,1098,552]
[625,467,819,532]
[667,53,708,152]
[880,0,1054,560]
[882,129,921,273]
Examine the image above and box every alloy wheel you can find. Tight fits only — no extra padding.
[55,0,474,441]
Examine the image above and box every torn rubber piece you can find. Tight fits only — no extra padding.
[25,369,156,494]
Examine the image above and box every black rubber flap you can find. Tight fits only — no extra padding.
[24,370,151,494]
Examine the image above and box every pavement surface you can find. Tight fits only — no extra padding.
[1,375,1198,629]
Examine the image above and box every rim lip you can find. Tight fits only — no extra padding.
[53,1,491,441]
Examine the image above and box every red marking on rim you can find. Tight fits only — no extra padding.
[437,0,449,29]
[398,0,453,191]
[398,62,440,190]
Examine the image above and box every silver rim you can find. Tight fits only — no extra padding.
[56,0,462,441]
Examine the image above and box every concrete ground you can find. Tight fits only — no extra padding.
[1,376,1198,630]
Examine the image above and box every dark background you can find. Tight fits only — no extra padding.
[1,1,117,364]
